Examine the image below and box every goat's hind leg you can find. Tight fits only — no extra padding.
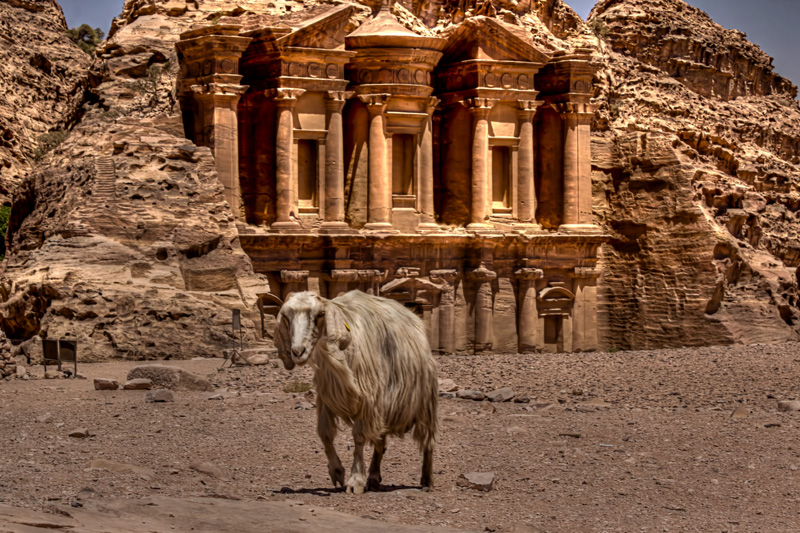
[346,421,367,495]
[317,403,345,488]
[366,435,386,492]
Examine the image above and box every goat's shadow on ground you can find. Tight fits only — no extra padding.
[275,484,423,497]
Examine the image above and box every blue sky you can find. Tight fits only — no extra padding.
[59,0,800,88]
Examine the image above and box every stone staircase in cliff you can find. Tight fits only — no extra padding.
[93,156,117,204]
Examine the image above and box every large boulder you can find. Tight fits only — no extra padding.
[126,364,212,392]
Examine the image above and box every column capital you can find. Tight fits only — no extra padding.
[358,269,387,282]
[326,90,354,110]
[281,270,310,283]
[426,96,441,113]
[467,263,497,282]
[191,83,249,108]
[515,268,544,281]
[271,88,306,106]
[326,269,360,283]
[430,269,459,284]
[550,100,598,120]
[461,97,497,116]
[359,93,391,113]
[517,100,544,119]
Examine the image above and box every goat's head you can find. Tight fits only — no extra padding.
[274,292,351,370]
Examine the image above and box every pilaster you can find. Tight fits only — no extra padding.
[461,98,497,231]
[515,100,544,232]
[321,90,355,234]
[271,88,306,232]
[359,94,394,232]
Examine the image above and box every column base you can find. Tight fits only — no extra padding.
[512,223,545,235]
[467,222,503,235]
[319,221,358,235]
[364,222,398,234]
[417,222,441,234]
[269,221,306,234]
[558,224,603,235]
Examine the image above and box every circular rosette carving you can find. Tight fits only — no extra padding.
[308,62,322,78]
[398,68,410,84]
[326,63,339,79]
[484,72,498,87]
[415,69,425,84]
[517,74,529,90]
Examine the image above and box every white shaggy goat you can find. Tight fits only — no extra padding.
[273,290,438,494]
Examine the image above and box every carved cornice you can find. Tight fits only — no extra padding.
[550,100,598,119]
[517,99,544,119]
[571,267,599,279]
[461,97,498,112]
[328,269,360,282]
[191,82,249,98]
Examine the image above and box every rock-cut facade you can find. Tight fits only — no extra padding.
[176,1,603,354]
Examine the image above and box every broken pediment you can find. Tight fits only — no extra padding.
[440,17,552,66]
[277,4,357,50]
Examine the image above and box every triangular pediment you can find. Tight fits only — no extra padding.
[277,4,356,49]
[441,17,552,66]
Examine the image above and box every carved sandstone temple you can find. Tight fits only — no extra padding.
[176,3,604,353]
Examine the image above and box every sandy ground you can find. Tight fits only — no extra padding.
[1,343,799,532]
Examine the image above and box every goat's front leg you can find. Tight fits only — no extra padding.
[367,435,386,492]
[317,402,345,488]
[346,421,367,495]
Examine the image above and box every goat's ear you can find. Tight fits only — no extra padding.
[273,313,295,370]
[323,301,351,352]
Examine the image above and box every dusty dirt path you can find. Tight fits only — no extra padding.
[0,343,799,532]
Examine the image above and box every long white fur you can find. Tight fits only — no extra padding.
[274,290,438,494]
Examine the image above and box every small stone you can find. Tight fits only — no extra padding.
[44,370,62,380]
[93,378,119,391]
[295,401,314,410]
[457,472,494,491]
[123,378,152,390]
[578,398,612,412]
[189,461,229,480]
[208,394,224,400]
[512,394,530,403]
[456,389,485,401]
[438,378,458,392]
[36,413,53,424]
[145,389,174,403]
[15,366,27,379]
[486,387,515,402]
[480,400,496,414]
[731,406,750,419]
[778,400,800,412]
[69,428,91,438]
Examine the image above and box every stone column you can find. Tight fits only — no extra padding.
[430,269,459,354]
[418,97,440,231]
[271,88,306,232]
[359,94,393,231]
[327,269,359,299]
[191,83,249,219]
[516,100,543,230]
[358,269,386,295]
[280,270,310,301]
[467,263,496,353]
[462,98,497,231]
[554,101,599,233]
[515,268,544,353]
[321,91,354,233]
[571,267,599,352]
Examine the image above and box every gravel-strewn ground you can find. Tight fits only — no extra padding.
[1,343,799,532]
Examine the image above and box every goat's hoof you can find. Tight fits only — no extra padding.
[346,475,366,495]
[329,466,345,488]
[366,476,381,492]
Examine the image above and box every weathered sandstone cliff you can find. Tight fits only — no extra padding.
[0,0,91,204]
[589,0,800,348]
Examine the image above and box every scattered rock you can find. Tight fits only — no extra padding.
[127,365,212,392]
[208,394,224,401]
[44,370,63,380]
[480,400,496,414]
[295,401,314,410]
[437,378,458,392]
[456,389,485,401]
[89,459,155,480]
[777,400,800,412]
[69,428,91,438]
[189,461,229,480]
[578,398,612,411]
[15,366,27,379]
[486,387,515,402]
[456,472,494,492]
[731,406,750,419]
[93,378,119,391]
[145,389,175,403]
[512,394,530,403]
[36,413,53,424]
[123,378,152,390]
